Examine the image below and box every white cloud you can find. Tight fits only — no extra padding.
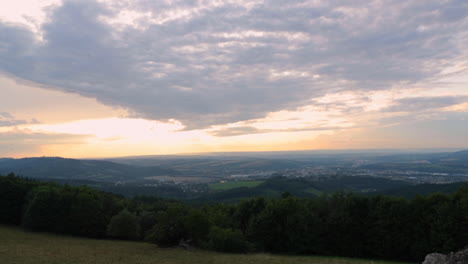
[0,0,62,40]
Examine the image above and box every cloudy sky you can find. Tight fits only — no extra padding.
[0,0,467,158]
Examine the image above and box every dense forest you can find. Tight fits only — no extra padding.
[1,173,467,262]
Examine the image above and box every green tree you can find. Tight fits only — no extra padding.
[139,211,158,238]
[184,209,212,245]
[145,204,188,246]
[205,226,251,253]
[453,183,468,248]
[67,188,116,238]
[107,209,140,240]
[0,174,38,225]
[248,196,312,253]
[366,196,411,260]
[233,197,266,234]
[22,185,66,231]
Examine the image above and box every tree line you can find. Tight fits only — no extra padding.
[1,173,467,262]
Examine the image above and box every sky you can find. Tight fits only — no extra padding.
[0,0,467,158]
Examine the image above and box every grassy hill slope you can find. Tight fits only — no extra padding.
[0,225,408,264]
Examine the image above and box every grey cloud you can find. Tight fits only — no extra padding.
[0,0,467,129]
[383,96,468,112]
[0,120,28,127]
[310,97,370,114]
[438,1,468,22]
[0,112,34,127]
[0,112,13,118]
[210,126,262,137]
[378,113,441,127]
[210,125,347,137]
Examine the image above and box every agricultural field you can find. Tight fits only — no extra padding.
[0,225,409,264]
[209,180,265,191]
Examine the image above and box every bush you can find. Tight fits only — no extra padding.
[139,211,158,238]
[145,205,188,246]
[22,184,122,238]
[0,174,38,225]
[184,209,212,245]
[22,185,65,231]
[205,226,252,253]
[107,209,140,240]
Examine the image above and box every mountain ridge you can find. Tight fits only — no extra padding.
[0,157,179,182]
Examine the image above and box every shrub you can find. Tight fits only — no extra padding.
[145,207,187,246]
[22,186,65,231]
[139,211,158,238]
[107,209,140,240]
[0,174,38,225]
[205,226,252,253]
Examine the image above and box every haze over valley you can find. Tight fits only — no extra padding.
[2,149,467,201]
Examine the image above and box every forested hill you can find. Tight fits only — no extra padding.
[0,157,179,181]
[438,150,468,161]
[195,176,467,203]
[1,173,467,262]
[370,182,468,198]
[195,176,409,202]
[362,150,468,174]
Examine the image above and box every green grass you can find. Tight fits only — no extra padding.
[209,180,265,191]
[0,225,410,264]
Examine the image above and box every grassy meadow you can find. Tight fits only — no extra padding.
[208,180,265,191]
[0,225,411,264]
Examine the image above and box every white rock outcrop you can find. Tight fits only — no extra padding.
[423,247,468,264]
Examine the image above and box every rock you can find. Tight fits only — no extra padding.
[447,246,468,264]
[178,238,194,250]
[423,246,468,264]
[423,253,448,264]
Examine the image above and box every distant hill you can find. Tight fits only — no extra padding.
[435,150,468,163]
[107,157,306,176]
[195,176,414,203]
[195,176,468,203]
[362,150,468,174]
[0,157,179,182]
[370,182,468,199]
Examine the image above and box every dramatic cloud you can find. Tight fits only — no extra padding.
[383,96,468,112]
[0,0,467,129]
[209,125,349,137]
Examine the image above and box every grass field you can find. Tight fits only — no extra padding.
[209,180,265,191]
[0,225,410,264]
